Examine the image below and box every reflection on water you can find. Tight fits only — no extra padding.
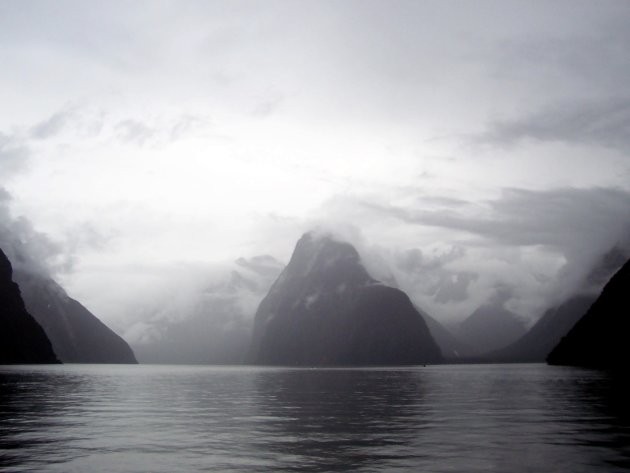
[251,369,429,471]
[0,364,628,472]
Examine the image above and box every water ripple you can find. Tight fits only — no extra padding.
[0,364,628,472]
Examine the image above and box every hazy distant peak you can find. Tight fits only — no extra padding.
[226,270,259,293]
[457,293,527,354]
[299,230,361,253]
[235,255,284,276]
[295,231,362,265]
[486,284,514,307]
[289,232,374,285]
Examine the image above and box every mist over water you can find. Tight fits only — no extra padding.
[1,364,628,472]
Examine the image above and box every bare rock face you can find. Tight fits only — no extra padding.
[547,258,630,369]
[247,232,442,366]
[14,270,137,364]
[0,248,58,364]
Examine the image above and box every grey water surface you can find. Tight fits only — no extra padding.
[0,364,628,472]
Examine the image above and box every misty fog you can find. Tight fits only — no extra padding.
[1,1,630,358]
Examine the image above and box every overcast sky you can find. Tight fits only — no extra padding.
[1,1,629,334]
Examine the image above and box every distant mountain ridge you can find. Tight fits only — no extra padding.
[0,248,59,364]
[132,255,284,364]
[247,232,442,366]
[455,290,527,354]
[485,246,627,363]
[420,310,477,360]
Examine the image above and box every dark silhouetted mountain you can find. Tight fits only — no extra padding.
[547,258,630,369]
[0,248,58,364]
[421,310,477,360]
[14,270,137,364]
[488,295,596,362]
[487,246,627,363]
[132,256,284,364]
[456,288,527,354]
[247,232,442,366]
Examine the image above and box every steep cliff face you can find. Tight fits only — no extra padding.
[247,232,442,366]
[14,271,137,364]
[0,248,58,364]
[547,258,630,369]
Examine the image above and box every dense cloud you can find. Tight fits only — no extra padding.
[115,119,157,146]
[1,186,117,281]
[0,133,29,177]
[348,187,630,318]
[30,108,74,140]
[480,98,630,153]
[299,185,630,324]
[1,1,630,341]
[0,189,66,276]
[394,247,477,304]
[372,187,630,251]
[1,187,285,357]
[120,255,284,363]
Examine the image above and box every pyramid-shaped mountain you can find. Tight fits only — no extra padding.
[456,297,527,354]
[247,232,442,365]
[547,258,630,369]
[0,248,58,364]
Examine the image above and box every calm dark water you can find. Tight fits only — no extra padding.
[0,364,629,472]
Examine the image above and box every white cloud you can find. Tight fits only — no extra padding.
[1,0,629,334]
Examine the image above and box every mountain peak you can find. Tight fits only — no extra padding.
[247,232,442,366]
[282,231,375,286]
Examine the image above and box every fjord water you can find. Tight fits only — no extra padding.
[0,364,628,472]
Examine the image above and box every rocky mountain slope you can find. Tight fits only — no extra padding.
[247,232,442,366]
[14,270,137,364]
